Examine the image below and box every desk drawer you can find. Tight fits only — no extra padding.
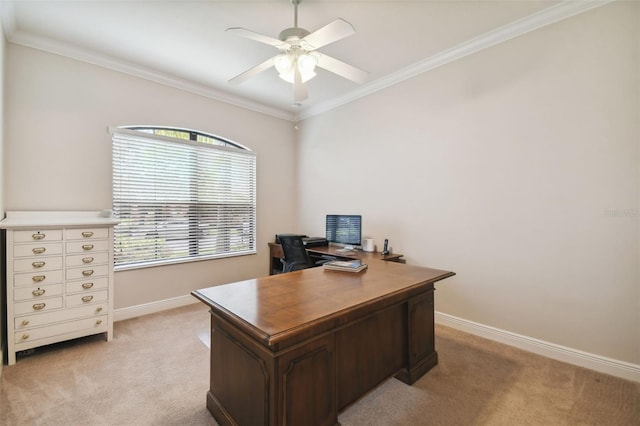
[66,264,109,281]
[64,228,109,240]
[14,256,63,273]
[66,240,109,254]
[14,297,63,315]
[66,252,109,267]
[66,290,108,308]
[66,277,109,294]
[13,242,63,258]
[14,283,64,302]
[15,303,108,330]
[14,270,64,287]
[14,229,62,243]
[15,314,108,344]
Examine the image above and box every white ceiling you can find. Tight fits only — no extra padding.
[0,0,612,120]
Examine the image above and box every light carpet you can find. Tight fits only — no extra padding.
[1,303,638,425]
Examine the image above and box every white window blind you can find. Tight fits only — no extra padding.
[111,128,256,269]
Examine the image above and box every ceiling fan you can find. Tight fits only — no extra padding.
[226,0,369,103]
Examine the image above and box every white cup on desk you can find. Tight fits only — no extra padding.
[362,238,375,252]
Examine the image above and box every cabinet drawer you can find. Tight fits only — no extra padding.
[66,290,108,307]
[14,283,64,302]
[13,229,63,243]
[66,239,109,254]
[66,252,109,267]
[66,264,109,280]
[13,242,63,258]
[64,228,109,240]
[14,256,63,273]
[14,270,64,287]
[15,303,108,330]
[14,297,63,315]
[66,277,109,294]
[14,314,108,344]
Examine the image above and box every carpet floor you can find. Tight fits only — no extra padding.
[1,303,638,425]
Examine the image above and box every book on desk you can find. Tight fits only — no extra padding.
[323,259,368,273]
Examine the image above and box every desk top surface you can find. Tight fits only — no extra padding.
[306,245,404,261]
[192,260,454,348]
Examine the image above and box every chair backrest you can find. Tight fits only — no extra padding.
[278,235,313,272]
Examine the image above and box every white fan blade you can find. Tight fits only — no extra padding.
[302,19,355,50]
[315,52,369,84]
[293,67,308,103]
[229,57,275,85]
[226,27,288,49]
[302,19,355,51]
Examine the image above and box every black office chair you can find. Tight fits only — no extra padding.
[279,234,326,273]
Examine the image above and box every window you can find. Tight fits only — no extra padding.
[111,126,256,269]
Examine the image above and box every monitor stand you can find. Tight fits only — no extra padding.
[336,245,355,253]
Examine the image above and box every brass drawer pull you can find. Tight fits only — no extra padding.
[82,231,94,238]
[32,233,45,240]
[96,307,103,313]
[82,270,94,276]
[32,261,46,268]
[82,244,94,251]
[32,275,46,282]
[22,334,30,340]
[82,295,94,303]
[22,320,30,326]
[82,282,94,289]
[32,288,46,296]
[82,257,94,264]
[32,247,46,254]
[95,319,102,325]
[32,303,46,310]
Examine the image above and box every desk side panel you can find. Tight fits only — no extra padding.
[279,334,336,426]
[335,303,406,410]
[209,315,270,425]
[207,311,338,426]
[395,289,438,385]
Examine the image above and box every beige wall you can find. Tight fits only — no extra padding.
[2,1,638,370]
[0,10,6,369]
[4,45,298,309]
[297,2,639,364]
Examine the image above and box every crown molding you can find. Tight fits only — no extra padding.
[296,0,615,121]
[5,28,295,122]
[2,0,615,123]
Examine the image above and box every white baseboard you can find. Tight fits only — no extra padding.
[112,297,639,383]
[435,312,640,383]
[114,295,199,322]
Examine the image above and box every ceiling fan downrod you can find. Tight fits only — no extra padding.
[292,0,299,28]
[280,0,309,43]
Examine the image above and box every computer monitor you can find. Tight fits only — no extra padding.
[325,215,362,250]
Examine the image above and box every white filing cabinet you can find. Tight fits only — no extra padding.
[1,211,118,365]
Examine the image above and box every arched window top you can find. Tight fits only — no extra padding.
[127,126,250,151]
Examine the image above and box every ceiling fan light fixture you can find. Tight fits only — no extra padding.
[278,69,316,84]
[298,53,317,74]
[276,53,317,84]
[274,53,294,75]
[227,0,368,102]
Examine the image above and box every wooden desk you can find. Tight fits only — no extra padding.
[268,242,404,275]
[192,260,455,426]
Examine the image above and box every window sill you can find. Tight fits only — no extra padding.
[114,250,257,272]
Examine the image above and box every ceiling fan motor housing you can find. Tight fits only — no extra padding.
[279,27,310,44]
